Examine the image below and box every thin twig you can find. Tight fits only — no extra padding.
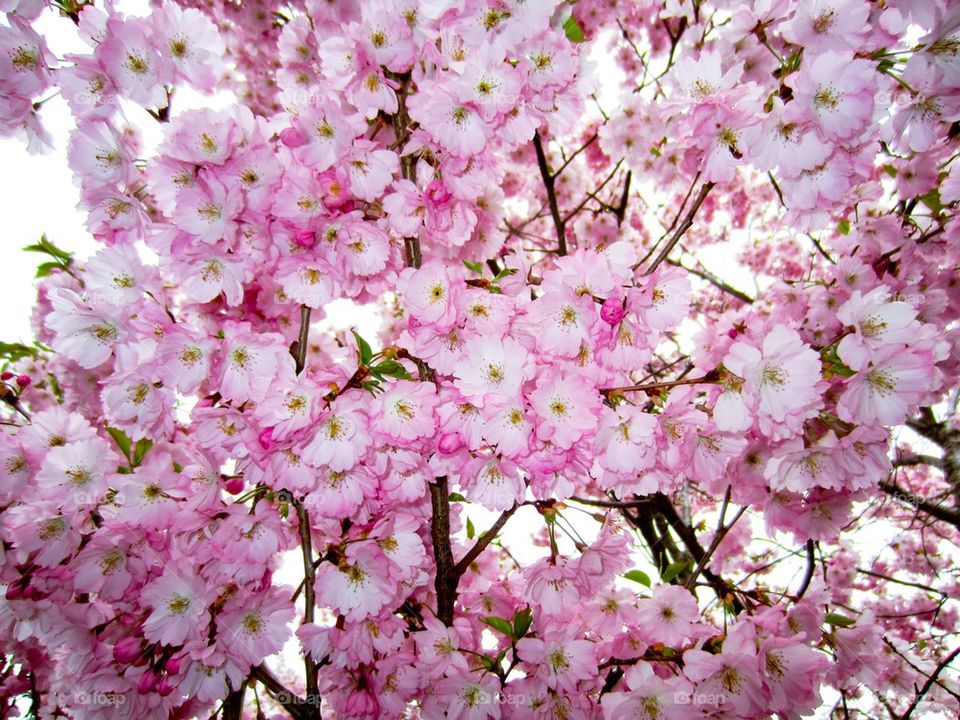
[644,182,715,276]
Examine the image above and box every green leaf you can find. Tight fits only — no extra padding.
[106,427,132,462]
[481,616,515,638]
[661,559,691,584]
[23,234,73,263]
[35,261,63,278]
[837,218,850,235]
[466,516,475,539]
[369,360,411,381]
[478,653,502,672]
[0,342,41,363]
[513,608,533,639]
[351,329,374,365]
[825,613,856,628]
[463,260,483,274]
[563,15,586,42]
[918,188,943,214]
[361,379,382,393]
[493,267,517,283]
[448,492,468,503]
[132,438,153,467]
[882,164,897,178]
[624,569,651,587]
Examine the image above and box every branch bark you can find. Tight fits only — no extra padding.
[644,181,714,276]
[899,644,960,720]
[533,131,567,256]
[293,501,321,717]
[430,477,457,626]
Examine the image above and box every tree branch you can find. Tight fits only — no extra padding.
[880,480,960,530]
[293,501,321,715]
[899,644,960,720]
[430,476,457,625]
[454,504,518,577]
[644,182,714,276]
[533,131,567,256]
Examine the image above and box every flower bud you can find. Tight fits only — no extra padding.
[294,229,317,248]
[157,675,176,697]
[600,297,625,326]
[164,655,183,675]
[279,126,307,148]
[0,371,13,381]
[15,375,31,388]
[258,426,274,451]
[224,476,245,495]
[113,637,141,664]
[437,432,462,455]
[136,670,159,695]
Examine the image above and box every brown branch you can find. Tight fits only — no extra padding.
[600,371,718,397]
[795,539,816,600]
[251,664,310,720]
[643,182,714,276]
[685,489,746,591]
[221,683,246,720]
[899,644,960,720]
[454,504,518,576]
[430,477,457,625]
[894,454,945,470]
[553,133,599,177]
[665,257,754,304]
[293,501,321,715]
[880,480,960,530]
[654,493,745,614]
[570,496,655,509]
[533,131,567,256]
[292,305,311,376]
[614,170,632,226]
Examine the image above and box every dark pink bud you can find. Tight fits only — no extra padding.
[15,375,30,388]
[137,671,159,695]
[425,179,452,207]
[279,126,307,147]
[258,426,274,451]
[113,636,141,664]
[224,477,245,495]
[437,433,462,455]
[5,584,22,600]
[726,327,740,339]
[164,655,183,675]
[0,371,13,381]
[294,229,316,248]
[157,675,176,697]
[600,297,625,326]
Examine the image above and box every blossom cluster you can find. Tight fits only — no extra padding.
[1,0,959,719]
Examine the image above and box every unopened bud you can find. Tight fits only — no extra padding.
[437,433,463,455]
[224,477,245,495]
[279,126,307,147]
[600,297,625,326]
[136,671,158,695]
[294,229,316,248]
[157,675,176,697]
[113,637,141,664]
